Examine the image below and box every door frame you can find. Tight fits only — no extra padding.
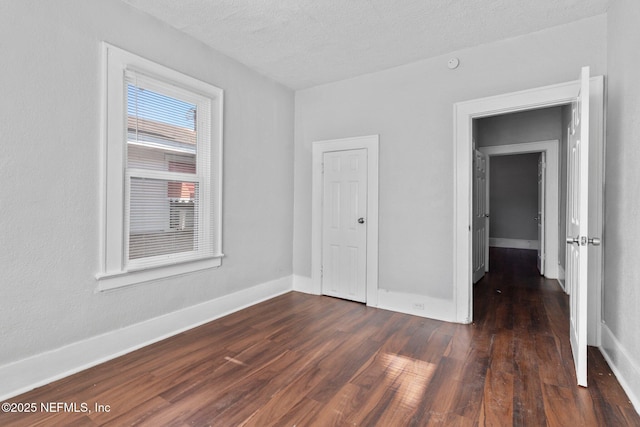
[472,149,488,283]
[311,135,379,306]
[453,77,604,338]
[479,140,559,280]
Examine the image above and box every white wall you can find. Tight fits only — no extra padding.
[293,16,606,316]
[602,0,640,408]
[475,107,563,147]
[0,0,294,367]
[488,153,539,241]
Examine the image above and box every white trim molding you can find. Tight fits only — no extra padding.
[98,43,224,290]
[453,75,604,326]
[292,274,315,295]
[600,324,640,414]
[557,264,566,292]
[376,289,456,323]
[0,276,292,401]
[311,135,379,307]
[480,139,559,279]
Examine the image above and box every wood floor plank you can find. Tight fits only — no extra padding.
[159,338,288,403]
[241,367,328,427]
[541,383,580,426]
[481,368,514,425]
[377,316,426,356]
[190,350,307,426]
[400,328,452,365]
[442,325,474,361]
[2,248,639,426]
[306,337,381,403]
[349,353,436,426]
[267,396,323,426]
[309,382,363,426]
[347,376,415,427]
[513,335,547,425]
[450,347,489,420]
[408,356,466,425]
[99,396,170,427]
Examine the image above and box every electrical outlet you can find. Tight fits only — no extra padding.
[413,303,425,310]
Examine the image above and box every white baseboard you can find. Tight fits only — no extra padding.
[600,323,640,414]
[376,289,456,323]
[557,264,566,292]
[294,279,457,323]
[292,274,316,295]
[0,276,292,401]
[489,238,540,250]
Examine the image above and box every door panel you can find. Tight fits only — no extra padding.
[537,152,546,274]
[473,150,488,283]
[322,149,368,302]
[567,66,590,387]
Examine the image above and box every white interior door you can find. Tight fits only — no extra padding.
[322,149,368,302]
[537,152,546,275]
[566,66,590,387]
[472,150,488,283]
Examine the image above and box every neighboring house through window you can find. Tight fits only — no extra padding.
[97,44,223,290]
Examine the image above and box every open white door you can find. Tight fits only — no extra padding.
[537,153,546,275]
[566,66,591,387]
[321,149,368,302]
[472,150,488,283]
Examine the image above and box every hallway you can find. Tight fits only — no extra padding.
[474,247,638,425]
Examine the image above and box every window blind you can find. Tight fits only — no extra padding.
[124,70,213,269]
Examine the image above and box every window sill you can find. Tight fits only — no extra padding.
[96,255,223,292]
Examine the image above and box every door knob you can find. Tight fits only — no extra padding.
[567,236,601,246]
[358,218,365,224]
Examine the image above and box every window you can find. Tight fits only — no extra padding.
[98,44,223,290]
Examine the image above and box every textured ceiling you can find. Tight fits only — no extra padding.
[122,0,609,89]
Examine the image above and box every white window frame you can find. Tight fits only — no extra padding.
[97,43,223,291]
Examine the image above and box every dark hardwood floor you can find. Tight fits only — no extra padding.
[2,248,638,426]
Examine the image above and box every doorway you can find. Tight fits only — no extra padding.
[477,139,560,281]
[320,148,368,302]
[453,76,604,344]
[311,135,379,306]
